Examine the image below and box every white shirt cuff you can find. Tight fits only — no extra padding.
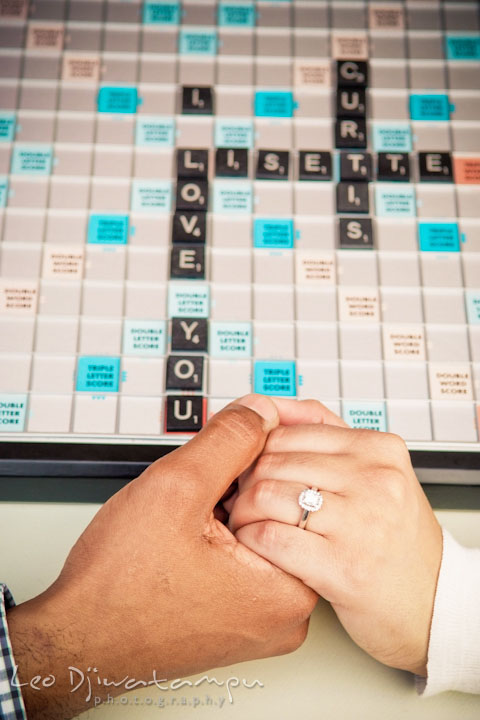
[417,528,480,696]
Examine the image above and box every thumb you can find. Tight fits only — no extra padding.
[172,394,279,510]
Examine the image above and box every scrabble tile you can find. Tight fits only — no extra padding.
[215,148,249,177]
[336,88,366,118]
[171,317,208,351]
[175,179,209,211]
[165,395,204,432]
[298,151,332,181]
[170,245,205,279]
[177,148,209,179]
[377,152,410,181]
[339,153,372,182]
[337,60,368,88]
[418,152,453,182]
[339,218,374,249]
[256,150,289,180]
[166,355,204,390]
[336,182,370,214]
[335,118,367,149]
[172,211,207,244]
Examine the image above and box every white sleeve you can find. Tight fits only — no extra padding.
[416,528,480,696]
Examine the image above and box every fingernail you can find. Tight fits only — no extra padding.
[235,394,278,428]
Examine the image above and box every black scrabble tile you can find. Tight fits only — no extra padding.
[166,355,204,391]
[171,318,208,352]
[215,148,249,177]
[418,152,453,182]
[165,395,204,433]
[182,86,213,115]
[335,118,367,149]
[339,217,374,249]
[336,87,366,118]
[256,150,290,180]
[298,151,332,181]
[337,60,368,88]
[377,152,410,182]
[336,182,370,214]
[340,152,372,182]
[170,245,205,279]
[177,148,209,179]
[172,210,207,244]
[176,178,209,211]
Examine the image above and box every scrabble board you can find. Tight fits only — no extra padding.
[0,0,480,480]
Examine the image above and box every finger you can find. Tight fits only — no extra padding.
[239,450,355,495]
[236,521,334,598]
[270,398,349,429]
[161,394,279,508]
[265,422,355,455]
[229,479,340,536]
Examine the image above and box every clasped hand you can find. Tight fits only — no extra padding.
[8,394,443,720]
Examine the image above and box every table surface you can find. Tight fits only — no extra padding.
[1,501,480,720]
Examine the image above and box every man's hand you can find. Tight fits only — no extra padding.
[7,395,317,720]
[230,400,443,677]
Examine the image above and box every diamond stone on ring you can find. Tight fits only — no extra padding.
[298,488,323,530]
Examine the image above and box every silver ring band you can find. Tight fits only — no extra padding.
[298,487,323,530]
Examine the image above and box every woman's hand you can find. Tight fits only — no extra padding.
[229,400,443,676]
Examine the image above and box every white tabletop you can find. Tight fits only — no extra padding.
[1,502,480,720]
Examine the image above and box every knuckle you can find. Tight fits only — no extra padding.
[252,452,277,481]
[265,424,287,452]
[385,432,410,459]
[254,519,279,552]
[281,622,310,655]
[211,406,264,450]
[251,477,278,511]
